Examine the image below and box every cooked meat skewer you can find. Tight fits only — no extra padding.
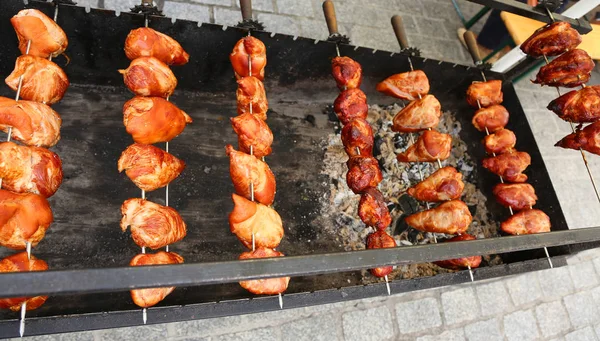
[229,193,284,249]
[358,188,392,230]
[433,234,482,270]
[230,36,266,81]
[0,189,53,250]
[341,118,374,157]
[520,22,582,57]
[11,9,67,59]
[334,88,368,125]
[493,183,538,211]
[0,252,48,311]
[123,97,192,145]
[482,150,531,183]
[331,56,362,90]
[407,166,464,202]
[548,85,600,123]
[231,113,273,158]
[226,145,276,205]
[533,49,594,88]
[466,80,503,108]
[119,57,177,98]
[5,55,69,104]
[237,76,268,121]
[501,209,551,235]
[0,97,61,147]
[405,200,473,235]
[239,248,290,295]
[130,251,184,308]
[555,120,600,155]
[366,230,396,277]
[125,27,189,65]
[392,94,441,133]
[376,70,430,101]
[472,104,510,132]
[397,129,452,162]
[483,128,516,155]
[346,156,383,194]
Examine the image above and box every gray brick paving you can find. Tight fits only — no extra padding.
[395,297,442,335]
[95,325,169,341]
[441,287,480,326]
[536,300,572,338]
[342,307,394,341]
[210,327,280,341]
[538,266,576,298]
[505,272,542,306]
[564,291,600,328]
[161,1,211,23]
[475,281,513,317]
[416,328,465,341]
[464,318,503,341]
[280,314,340,341]
[565,326,599,341]
[570,261,600,290]
[503,310,540,341]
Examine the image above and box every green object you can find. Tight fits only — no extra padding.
[451,0,491,29]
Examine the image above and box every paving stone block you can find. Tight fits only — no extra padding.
[245,0,274,12]
[418,0,461,22]
[503,310,540,341]
[564,291,600,328]
[569,261,600,290]
[334,0,396,29]
[95,325,168,341]
[475,281,513,317]
[256,13,300,36]
[214,6,243,26]
[537,266,575,298]
[73,0,99,9]
[416,17,451,39]
[190,0,232,6]
[19,331,96,341]
[169,315,243,338]
[416,328,465,341]
[210,326,279,341]
[276,0,314,17]
[349,25,396,52]
[280,314,340,341]
[535,300,571,338]
[396,297,442,334]
[505,272,542,306]
[162,1,211,23]
[565,327,598,341]
[441,287,480,325]
[595,323,600,340]
[464,318,503,341]
[298,17,328,40]
[102,0,140,13]
[342,306,394,341]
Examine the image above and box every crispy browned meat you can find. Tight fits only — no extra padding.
[237,76,268,120]
[555,120,600,155]
[472,104,510,132]
[125,27,189,65]
[231,113,273,158]
[405,200,472,234]
[548,86,600,123]
[397,130,452,162]
[366,230,396,277]
[119,57,177,97]
[118,143,186,191]
[120,198,187,249]
[0,252,48,311]
[334,88,368,125]
[521,22,582,57]
[407,166,464,202]
[341,118,374,157]
[0,97,61,147]
[130,251,184,308]
[229,193,283,249]
[533,49,594,87]
[483,128,516,155]
[466,80,503,108]
[493,183,537,211]
[331,56,362,90]
[239,248,290,295]
[392,94,441,133]
[11,9,67,58]
[501,209,551,235]
[5,55,69,105]
[226,145,276,205]
[376,70,430,101]
[482,150,531,183]
[0,189,53,250]
[358,188,391,230]
[123,97,192,144]
[433,234,482,270]
[346,156,382,194]
[230,36,267,81]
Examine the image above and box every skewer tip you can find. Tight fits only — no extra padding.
[384,275,391,296]
[142,308,147,324]
[19,302,26,337]
[467,265,474,282]
[278,293,283,309]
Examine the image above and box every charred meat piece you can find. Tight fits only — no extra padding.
[397,130,452,163]
[239,248,290,295]
[555,120,600,155]
[376,70,430,101]
[493,183,538,211]
[483,128,516,155]
[5,55,68,105]
[472,104,510,132]
[434,234,482,270]
[407,166,464,202]
[123,97,192,145]
[226,145,276,205]
[119,57,177,98]
[130,251,184,308]
[118,143,185,192]
[358,188,392,230]
[482,150,531,183]
[237,76,268,120]
[331,56,362,90]
[230,36,267,81]
[341,118,374,157]
[231,112,273,158]
[11,9,67,58]
[0,252,48,311]
[533,49,594,88]
[334,88,368,125]
[392,94,441,133]
[229,194,283,249]
[520,22,582,57]
[548,86,600,123]
[366,230,396,277]
[0,189,53,250]
[0,142,62,198]
[121,198,187,249]
[0,97,61,147]
[125,27,189,65]
[466,80,503,108]
[405,200,472,235]
[346,156,383,194]
[501,209,551,235]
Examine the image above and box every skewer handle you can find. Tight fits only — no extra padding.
[141,0,153,5]
[322,0,339,36]
[240,0,253,21]
[391,15,409,50]
[463,30,482,65]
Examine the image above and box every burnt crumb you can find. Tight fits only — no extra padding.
[305,114,316,126]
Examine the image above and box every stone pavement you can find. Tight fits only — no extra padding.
[15,0,600,340]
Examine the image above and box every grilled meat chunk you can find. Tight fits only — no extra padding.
[5,55,68,105]
[397,130,452,162]
[466,80,503,108]
[405,200,472,235]
[548,86,600,123]
[366,230,396,277]
[346,156,383,194]
[501,209,551,235]
[120,198,187,249]
[555,120,600,155]
[123,97,192,145]
[0,252,48,311]
[520,22,582,57]
[11,9,67,58]
[125,27,189,65]
[341,118,374,157]
[433,234,482,270]
[472,104,510,132]
[407,166,464,202]
[493,183,537,211]
[331,56,362,90]
[0,97,61,147]
[358,188,392,230]
[392,94,441,133]
[482,150,531,183]
[129,251,184,308]
[237,76,268,120]
[119,57,177,98]
[239,248,290,295]
[230,36,267,81]
[0,189,52,250]
[334,88,368,125]
[483,128,516,155]
[231,113,273,158]
[118,143,185,192]
[533,49,594,87]
[229,194,283,249]
[376,70,429,101]
[226,145,276,205]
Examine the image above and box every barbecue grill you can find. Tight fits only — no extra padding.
[0,0,599,338]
